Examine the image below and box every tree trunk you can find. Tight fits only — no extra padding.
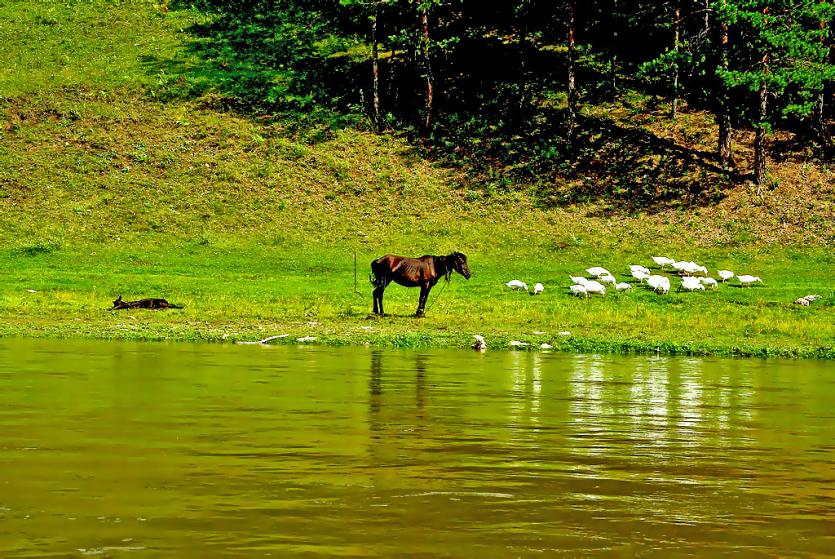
[517,0,530,117]
[372,7,380,129]
[567,0,577,140]
[813,91,828,152]
[704,0,710,36]
[813,8,831,155]
[717,0,733,169]
[672,3,680,120]
[754,79,768,189]
[420,6,433,132]
[610,0,618,96]
[754,9,770,190]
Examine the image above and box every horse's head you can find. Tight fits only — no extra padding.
[112,295,123,307]
[449,252,471,279]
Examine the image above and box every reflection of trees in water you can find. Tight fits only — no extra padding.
[674,357,758,436]
[566,354,757,454]
[569,354,608,430]
[507,351,544,434]
[500,351,761,458]
[674,358,703,436]
[627,356,672,446]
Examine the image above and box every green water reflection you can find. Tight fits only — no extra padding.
[0,340,833,557]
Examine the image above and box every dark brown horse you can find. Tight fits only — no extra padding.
[370,252,470,317]
[112,295,183,310]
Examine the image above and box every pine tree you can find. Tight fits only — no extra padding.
[717,0,835,186]
[340,0,392,129]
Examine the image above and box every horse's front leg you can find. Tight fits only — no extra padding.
[416,284,431,317]
[373,285,386,316]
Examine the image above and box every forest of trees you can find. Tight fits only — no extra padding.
[182,0,833,190]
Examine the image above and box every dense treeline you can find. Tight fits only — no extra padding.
[182,0,833,188]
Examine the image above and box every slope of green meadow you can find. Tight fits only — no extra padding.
[1,1,832,357]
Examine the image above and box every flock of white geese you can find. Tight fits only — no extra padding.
[506,256,763,298]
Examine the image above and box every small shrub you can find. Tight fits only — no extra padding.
[464,189,482,202]
[13,239,61,257]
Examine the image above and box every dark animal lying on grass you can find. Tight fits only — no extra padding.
[112,295,183,310]
[370,252,470,317]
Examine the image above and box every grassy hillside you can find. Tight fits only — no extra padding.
[0,1,832,357]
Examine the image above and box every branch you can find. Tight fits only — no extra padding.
[235,334,290,345]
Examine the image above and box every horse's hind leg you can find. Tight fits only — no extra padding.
[373,284,387,316]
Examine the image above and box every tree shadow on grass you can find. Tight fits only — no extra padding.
[558,112,740,213]
[425,101,744,215]
[143,4,744,213]
[138,8,370,145]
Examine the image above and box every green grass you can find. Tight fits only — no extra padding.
[0,0,201,96]
[1,244,832,358]
[0,0,832,358]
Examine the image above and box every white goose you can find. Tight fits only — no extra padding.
[631,269,649,283]
[570,284,588,298]
[737,275,763,287]
[651,256,675,268]
[647,275,671,294]
[679,276,705,292]
[671,260,691,274]
[699,277,718,289]
[506,280,528,291]
[598,274,617,285]
[584,280,607,296]
[586,266,611,278]
[532,283,544,295]
[718,270,734,283]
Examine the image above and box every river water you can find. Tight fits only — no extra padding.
[0,339,833,558]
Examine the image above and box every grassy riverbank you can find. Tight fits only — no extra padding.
[2,241,833,358]
[1,0,832,358]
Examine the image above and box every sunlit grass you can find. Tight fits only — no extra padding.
[0,0,203,96]
[0,0,832,357]
[1,244,832,357]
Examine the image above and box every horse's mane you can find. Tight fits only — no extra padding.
[441,253,459,282]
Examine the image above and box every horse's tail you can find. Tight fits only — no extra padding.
[369,261,384,288]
